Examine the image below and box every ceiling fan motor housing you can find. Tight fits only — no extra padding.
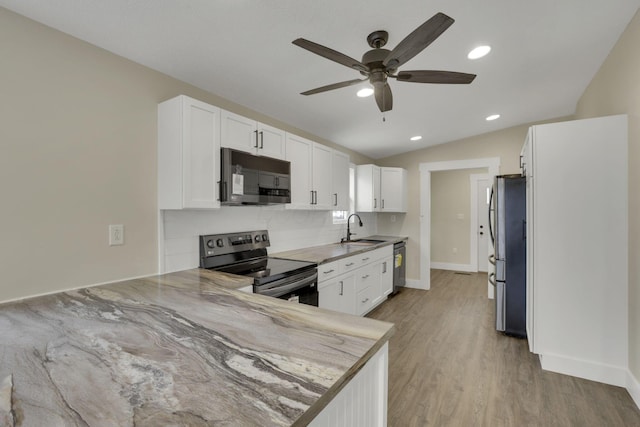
[361,48,395,76]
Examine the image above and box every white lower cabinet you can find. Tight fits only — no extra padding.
[309,342,388,427]
[318,246,393,316]
[319,273,356,314]
[380,256,393,297]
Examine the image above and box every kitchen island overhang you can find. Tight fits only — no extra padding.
[0,268,394,426]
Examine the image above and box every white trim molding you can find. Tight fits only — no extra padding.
[628,369,640,410]
[419,157,500,291]
[404,278,424,290]
[539,353,628,388]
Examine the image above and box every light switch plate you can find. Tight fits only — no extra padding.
[109,224,124,246]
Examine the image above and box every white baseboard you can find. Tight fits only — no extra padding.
[628,369,640,410]
[404,279,426,290]
[539,353,627,387]
[430,262,475,272]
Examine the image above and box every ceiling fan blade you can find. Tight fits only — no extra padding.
[301,78,368,96]
[396,70,476,84]
[383,12,454,69]
[293,38,369,73]
[374,82,393,112]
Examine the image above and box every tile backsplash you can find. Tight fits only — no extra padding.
[161,206,377,272]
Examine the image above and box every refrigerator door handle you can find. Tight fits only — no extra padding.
[488,253,496,265]
[488,185,495,245]
[488,272,496,286]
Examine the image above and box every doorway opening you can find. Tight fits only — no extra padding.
[418,158,500,296]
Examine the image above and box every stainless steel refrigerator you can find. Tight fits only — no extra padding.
[489,175,526,337]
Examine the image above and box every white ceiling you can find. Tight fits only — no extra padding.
[2,0,638,159]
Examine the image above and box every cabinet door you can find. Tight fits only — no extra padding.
[221,109,258,154]
[356,164,381,212]
[319,274,355,315]
[380,256,393,297]
[257,123,286,160]
[332,151,350,210]
[380,167,407,212]
[182,99,221,208]
[312,143,333,210]
[285,134,314,209]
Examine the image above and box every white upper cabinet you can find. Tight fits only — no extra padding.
[158,95,221,209]
[332,151,350,211]
[285,133,335,210]
[285,133,314,209]
[220,109,286,160]
[380,167,408,212]
[356,164,381,212]
[357,164,407,213]
[312,143,333,210]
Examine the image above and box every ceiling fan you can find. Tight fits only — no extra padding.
[292,12,476,112]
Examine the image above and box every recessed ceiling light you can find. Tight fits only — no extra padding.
[410,135,422,141]
[468,45,491,60]
[486,114,500,121]
[357,87,374,97]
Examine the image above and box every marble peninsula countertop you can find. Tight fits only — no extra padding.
[0,268,394,426]
[271,235,408,265]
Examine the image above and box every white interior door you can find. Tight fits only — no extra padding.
[477,179,490,272]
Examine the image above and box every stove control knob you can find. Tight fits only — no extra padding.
[206,240,215,249]
[254,235,261,243]
[262,234,268,241]
[216,239,224,248]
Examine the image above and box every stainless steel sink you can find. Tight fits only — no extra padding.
[340,239,385,246]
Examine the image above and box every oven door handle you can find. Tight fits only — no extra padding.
[256,271,318,298]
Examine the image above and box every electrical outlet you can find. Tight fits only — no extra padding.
[109,224,124,246]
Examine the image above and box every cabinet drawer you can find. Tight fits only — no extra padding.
[341,257,360,273]
[356,286,376,316]
[356,265,377,293]
[318,259,341,281]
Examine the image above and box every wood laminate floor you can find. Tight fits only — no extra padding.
[367,269,640,427]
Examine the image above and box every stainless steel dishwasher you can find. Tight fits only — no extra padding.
[392,241,406,294]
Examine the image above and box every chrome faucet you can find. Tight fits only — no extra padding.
[341,213,363,243]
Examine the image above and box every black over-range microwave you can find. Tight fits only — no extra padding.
[219,148,291,205]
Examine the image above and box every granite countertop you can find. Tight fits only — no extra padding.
[271,235,408,265]
[0,269,394,426]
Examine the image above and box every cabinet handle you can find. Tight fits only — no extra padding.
[345,262,354,267]
[362,274,369,279]
[334,193,338,206]
[339,281,343,296]
[259,131,264,149]
[310,191,314,205]
[314,190,317,205]
[382,261,387,274]
[323,269,335,274]
[374,198,377,208]
[362,257,370,262]
[382,199,385,209]
[361,298,369,304]
[519,155,524,169]
[254,130,259,148]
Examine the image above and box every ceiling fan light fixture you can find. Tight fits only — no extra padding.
[486,114,500,121]
[410,135,422,141]
[357,87,374,97]
[468,45,491,60]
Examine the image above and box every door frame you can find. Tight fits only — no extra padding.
[419,158,500,292]
[470,173,491,273]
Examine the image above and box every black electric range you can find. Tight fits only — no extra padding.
[199,230,318,305]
